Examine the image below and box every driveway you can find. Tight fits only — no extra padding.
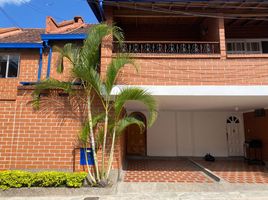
[195,159,268,184]
[123,159,212,183]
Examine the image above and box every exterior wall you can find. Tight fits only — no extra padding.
[143,110,244,157]
[0,41,125,171]
[244,110,268,160]
[102,9,268,86]
[115,57,268,85]
[0,89,123,171]
[0,50,39,100]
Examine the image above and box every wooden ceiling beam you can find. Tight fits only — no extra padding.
[241,19,252,26]
[227,19,238,26]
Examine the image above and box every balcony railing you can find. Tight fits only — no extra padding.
[113,41,220,54]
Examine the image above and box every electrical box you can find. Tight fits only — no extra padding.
[80,148,94,165]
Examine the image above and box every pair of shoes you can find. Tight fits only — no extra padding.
[204,153,215,162]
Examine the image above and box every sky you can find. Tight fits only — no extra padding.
[0,0,98,28]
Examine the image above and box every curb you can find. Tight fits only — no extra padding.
[188,159,222,182]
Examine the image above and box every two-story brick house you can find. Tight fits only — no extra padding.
[89,0,268,162]
[2,0,268,174]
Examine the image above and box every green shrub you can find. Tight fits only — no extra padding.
[0,171,87,190]
[66,172,87,188]
[33,171,67,187]
[0,171,34,190]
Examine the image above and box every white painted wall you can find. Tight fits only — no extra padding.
[146,111,245,157]
[147,111,177,156]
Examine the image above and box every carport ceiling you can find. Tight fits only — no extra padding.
[125,96,268,111]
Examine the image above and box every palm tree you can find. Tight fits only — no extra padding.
[32,23,158,185]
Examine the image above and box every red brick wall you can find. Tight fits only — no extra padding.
[0,44,125,171]
[0,88,123,171]
[100,9,268,86]
[102,55,268,85]
[0,50,39,100]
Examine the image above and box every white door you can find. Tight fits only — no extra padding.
[226,116,242,156]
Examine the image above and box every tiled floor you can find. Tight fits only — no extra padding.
[123,159,213,183]
[196,160,268,184]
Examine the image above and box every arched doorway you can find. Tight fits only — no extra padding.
[126,112,147,156]
[226,116,242,156]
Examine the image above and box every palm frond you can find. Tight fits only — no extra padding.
[80,23,123,72]
[54,44,80,73]
[79,123,89,146]
[105,54,136,95]
[116,116,144,137]
[32,79,73,110]
[92,113,105,127]
[72,64,105,97]
[95,127,104,150]
[79,113,105,147]
[114,87,158,127]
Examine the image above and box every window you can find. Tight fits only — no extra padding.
[226,116,240,124]
[227,40,262,54]
[261,41,268,53]
[0,55,20,78]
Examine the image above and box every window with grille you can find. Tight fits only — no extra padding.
[227,41,262,54]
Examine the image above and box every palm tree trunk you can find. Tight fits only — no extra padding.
[101,109,108,178]
[87,95,100,182]
[83,147,96,184]
[106,127,116,180]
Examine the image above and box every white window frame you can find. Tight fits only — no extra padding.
[0,54,20,78]
[226,38,267,54]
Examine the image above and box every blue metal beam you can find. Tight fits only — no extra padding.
[0,43,43,49]
[41,34,87,41]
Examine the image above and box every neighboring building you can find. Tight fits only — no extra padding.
[89,0,268,162]
[2,0,268,172]
[0,17,109,171]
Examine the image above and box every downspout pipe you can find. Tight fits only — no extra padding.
[44,40,52,79]
[37,47,43,81]
[99,0,105,21]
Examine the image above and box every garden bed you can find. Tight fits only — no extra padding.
[0,170,87,190]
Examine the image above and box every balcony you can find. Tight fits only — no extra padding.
[113,41,220,55]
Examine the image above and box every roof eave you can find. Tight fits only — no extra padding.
[87,0,105,22]
[0,43,43,49]
[41,33,87,41]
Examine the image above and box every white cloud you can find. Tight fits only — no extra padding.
[0,0,31,7]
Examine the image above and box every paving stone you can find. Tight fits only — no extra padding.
[196,160,268,184]
[123,159,212,183]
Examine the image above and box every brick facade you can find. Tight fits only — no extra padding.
[100,7,268,86]
[114,56,268,85]
[0,42,124,171]
[1,2,268,172]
